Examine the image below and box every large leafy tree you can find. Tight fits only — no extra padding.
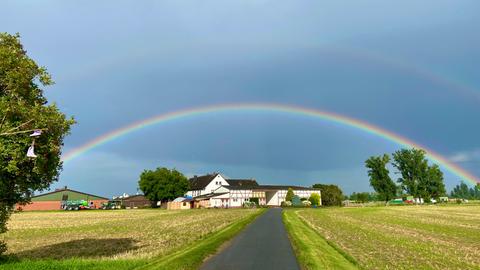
[392,148,446,200]
[424,164,446,199]
[138,167,189,205]
[0,33,74,254]
[312,184,344,206]
[365,154,397,202]
[392,148,429,197]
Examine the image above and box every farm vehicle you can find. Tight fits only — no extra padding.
[100,200,122,210]
[61,200,92,210]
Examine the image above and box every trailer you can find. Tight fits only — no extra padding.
[61,200,91,210]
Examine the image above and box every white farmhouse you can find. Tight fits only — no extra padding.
[186,173,321,208]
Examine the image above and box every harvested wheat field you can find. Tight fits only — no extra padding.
[1,208,261,269]
[293,205,480,270]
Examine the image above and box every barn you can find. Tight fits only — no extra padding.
[16,186,109,211]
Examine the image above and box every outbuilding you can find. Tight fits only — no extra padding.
[16,186,108,211]
[120,195,152,208]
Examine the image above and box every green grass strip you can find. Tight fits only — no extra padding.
[0,258,145,270]
[134,208,266,270]
[283,209,358,270]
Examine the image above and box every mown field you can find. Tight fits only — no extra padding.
[0,208,262,269]
[286,205,480,270]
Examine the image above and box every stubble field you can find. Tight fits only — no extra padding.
[1,208,262,269]
[288,205,480,270]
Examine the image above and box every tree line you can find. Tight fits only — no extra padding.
[450,181,480,200]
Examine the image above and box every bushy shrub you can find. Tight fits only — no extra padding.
[292,195,303,207]
[285,188,294,202]
[309,193,321,206]
[243,201,257,208]
[249,198,260,205]
[281,201,292,207]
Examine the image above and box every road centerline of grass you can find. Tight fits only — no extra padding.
[200,208,300,270]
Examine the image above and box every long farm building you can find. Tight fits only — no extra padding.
[186,173,321,208]
[16,187,108,211]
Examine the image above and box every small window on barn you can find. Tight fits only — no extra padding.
[62,194,68,201]
[183,202,186,206]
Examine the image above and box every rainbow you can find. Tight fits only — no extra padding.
[64,46,480,102]
[335,47,480,102]
[62,103,480,185]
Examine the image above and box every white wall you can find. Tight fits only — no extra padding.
[203,174,229,195]
[210,193,230,208]
[266,190,322,206]
[266,191,279,206]
[230,189,254,207]
[213,186,229,194]
[187,174,229,197]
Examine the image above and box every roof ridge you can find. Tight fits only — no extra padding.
[32,188,109,200]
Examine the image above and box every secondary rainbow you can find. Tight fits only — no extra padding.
[62,103,480,185]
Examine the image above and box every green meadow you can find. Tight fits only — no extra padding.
[285,205,480,270]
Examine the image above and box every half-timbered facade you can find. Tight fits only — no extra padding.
[187,173,321,207]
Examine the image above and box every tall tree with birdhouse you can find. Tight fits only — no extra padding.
[0,33,74,254]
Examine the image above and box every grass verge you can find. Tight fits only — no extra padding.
[0,257,145,270]
[283,209,358,270]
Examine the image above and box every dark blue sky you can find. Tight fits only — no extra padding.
[3,1,480,197]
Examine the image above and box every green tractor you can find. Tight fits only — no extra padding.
[62,200,90,211]
[100,200,121,210]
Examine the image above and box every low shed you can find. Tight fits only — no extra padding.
[167,197,194,210]
[121,195,151,208]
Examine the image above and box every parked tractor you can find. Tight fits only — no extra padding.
[100,200,121,210]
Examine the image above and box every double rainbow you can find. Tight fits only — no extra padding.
[62,103,480,185]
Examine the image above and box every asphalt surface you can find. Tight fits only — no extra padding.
[200,208,300,270]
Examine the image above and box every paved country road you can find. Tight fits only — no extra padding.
[200,208,300,270]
